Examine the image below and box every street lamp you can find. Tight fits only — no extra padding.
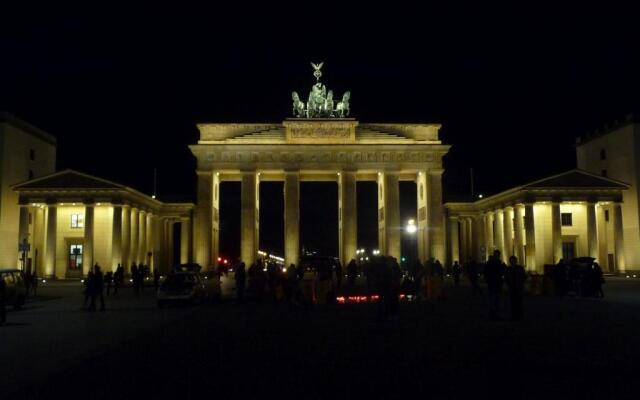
[405,219,417,234]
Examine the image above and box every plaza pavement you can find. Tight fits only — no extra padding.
[2,277,640,399]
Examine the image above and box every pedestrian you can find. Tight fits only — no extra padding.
[287,263,300,305]
[31,270,38,297]
[593,262,605,298]
[0,275,7,326]
[466,260,483,295]
[83,266,95,309]
[131,263,139,295]
[505,255,527,321]
[335,261,343,291]
[138,263,145,293]
[484,250,506,320]
[113,264,122,295]
[89,264,105,311]
[346,259,357,289]
[105,270,113,295]
[153,267,160,291]
[452,261,461,287]
[235,262,246,303]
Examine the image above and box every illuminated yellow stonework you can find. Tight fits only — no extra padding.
[190,119,450,268]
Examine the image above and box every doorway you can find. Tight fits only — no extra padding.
[562,241,575,261]
[67,242,84,278]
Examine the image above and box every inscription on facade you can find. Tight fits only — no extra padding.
[205,150,439,164]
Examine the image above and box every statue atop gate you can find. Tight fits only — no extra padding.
[291,62,351,118]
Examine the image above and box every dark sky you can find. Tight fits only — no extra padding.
[2,4,639,259]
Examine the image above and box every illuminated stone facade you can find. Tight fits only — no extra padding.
[445,170,628,273]
[190,119,450,268]
[13,170,193,278]
[576,119,640,272]
[0,113,56,268]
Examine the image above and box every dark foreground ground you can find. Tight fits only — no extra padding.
[3,278,640,399]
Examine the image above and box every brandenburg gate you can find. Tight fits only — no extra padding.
[189,63,450,268]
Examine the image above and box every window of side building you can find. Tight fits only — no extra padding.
[71,214,84,228]
[561,213,573,226]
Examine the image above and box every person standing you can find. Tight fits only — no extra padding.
[131,263,139,295]
[235,262,246,303]
[593,262,605,298]
[89,264,105,311]
[0,275,7,326]
[466,260,482,295]
[505,255,527,321]
[452,261,461,287]
[484,250,506,320]
[335,261,343,291]
[83,266,95,309]
[113,264,122,295]
[105,271,113,295]
[346,259,357,289]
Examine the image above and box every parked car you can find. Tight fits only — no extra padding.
[0,268,27,309]
[157,270,207,307]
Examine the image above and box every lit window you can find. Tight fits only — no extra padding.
[71,214,84,228]
[561,213,573,226]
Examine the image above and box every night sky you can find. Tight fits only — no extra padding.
[2,4,638,259]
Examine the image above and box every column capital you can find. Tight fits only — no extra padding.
[448,215,459,221]
[428,168,444,176]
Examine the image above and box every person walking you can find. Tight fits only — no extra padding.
[105,271,113,295]
[346,259,357,289]
[452,261,461,287]
[0,275,7,326]
[113,264,123,295]
[466,260,483,295]
[484,250,506,320]
[335,261,343,291]
[83,266,95,309]
[235,262,246,303]
[505,255,527,321]
[89,264,105,311]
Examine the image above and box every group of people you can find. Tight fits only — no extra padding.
[81,262,154,311]
[82,263,106,311]
[233,260,309,305]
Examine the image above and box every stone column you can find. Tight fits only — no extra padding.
[596,204,608,270]
[428,170,445,264]
[167,221,174,269]
[448,216,460,264]
[503,206,514,259]
[524,203,536,271]
[18,206,29,246]
[378,171,401,260]
[130,207,139,266]
[241,171,259,266]
[465,217,473,262]
[194,171,212,269]
[339,170,357,266]
[44,205,57,278]
[514,205,525,264]
[146,213,153,266]
[138,210,147,265]
[180,218,191,264]
[551,202,562,264]
[153,215,162,271]
[473,215,485,262]
[494,210,505,261]
[111,205,123,270]
[613,203,625,272]
[416,171,429,262]
[459,218,467,263]
[211,172,220,267]
[121,206,131,269]
[485,212,494,257]
[284,170,300,267]
[586,202,598,259]
[83,204,94,274]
